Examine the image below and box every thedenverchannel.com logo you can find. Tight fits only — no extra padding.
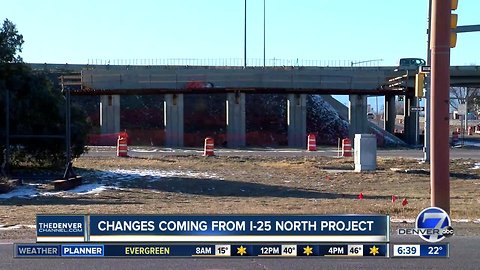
[398,207,454,243]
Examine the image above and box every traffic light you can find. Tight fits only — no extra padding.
[415,73,425,98]
[451,0,458,48]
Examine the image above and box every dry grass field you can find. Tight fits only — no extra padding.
[1,155,479,239]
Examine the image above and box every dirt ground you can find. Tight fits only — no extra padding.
[1,155,479,239]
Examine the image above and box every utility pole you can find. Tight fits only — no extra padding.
[464,89,469,132]
[430,0,451,213]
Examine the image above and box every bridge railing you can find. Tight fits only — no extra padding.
[86,58,384,67]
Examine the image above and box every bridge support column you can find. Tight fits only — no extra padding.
[226,92,246,148]
[403,96,418,145]
[348,95,369,146]
[384,95,396,134]
[164,94,184,147]
[287,94,307,148]
[100,95,120,134]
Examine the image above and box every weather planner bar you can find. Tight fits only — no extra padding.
[15,243,389,258]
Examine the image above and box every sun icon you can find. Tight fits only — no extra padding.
[303,246,313,256]
[369,245,379,256]
[237,245,247,256]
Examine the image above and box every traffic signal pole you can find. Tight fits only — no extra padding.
[430,0,451,213]
[424,0,432,163]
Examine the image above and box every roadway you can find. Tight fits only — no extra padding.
[1,236,479,270]
[83,146,480,160]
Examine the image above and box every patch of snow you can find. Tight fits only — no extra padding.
[39,191,64,196]
[390,218,415,223]
[104,169,220,180]
[0,183,114,199]
[131,148,158,153]
[0,186,37,199]
[0,224,22,230]
[471,163,480,170]
[0,169,221,199]
[68,183,107,195]
[0,224,36,231]
[453,219,470,223]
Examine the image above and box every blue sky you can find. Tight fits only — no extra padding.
[2,1,479,110]
[2,0,479,66]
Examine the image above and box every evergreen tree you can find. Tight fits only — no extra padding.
[1,19,90,167]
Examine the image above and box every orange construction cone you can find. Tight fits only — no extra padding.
[203,137,215,156]
[117,132,128,157]
[342,138,352,157]
[307,133,317,151]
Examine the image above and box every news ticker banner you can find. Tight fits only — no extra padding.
[15,243,390,258]
[36,214,389,243]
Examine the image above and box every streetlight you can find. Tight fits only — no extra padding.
[263,0,266,67]
[244,0,247,68]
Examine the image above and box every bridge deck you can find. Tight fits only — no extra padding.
[30,64,480,95]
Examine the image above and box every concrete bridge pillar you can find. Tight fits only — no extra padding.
[403,96,418,145]
[226,92,246,148]
[287,94,307,148]
[100,95,120,134]
[384,95,396,134]
[348,95,369,145]
[164,94,184,147]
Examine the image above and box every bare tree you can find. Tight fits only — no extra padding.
[449,87,480,112]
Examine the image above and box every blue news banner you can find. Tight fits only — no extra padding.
[36,214,389,242]
[17,214,393,258]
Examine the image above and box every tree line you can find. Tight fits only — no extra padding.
[1,19,89,168]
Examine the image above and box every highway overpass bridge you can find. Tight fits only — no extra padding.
[30,63,480,147]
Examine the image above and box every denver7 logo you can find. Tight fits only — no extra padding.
[416,207,452,243]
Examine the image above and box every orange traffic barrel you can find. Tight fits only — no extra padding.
[204,137,215,156]
[307,133,317,151]
[342,138,352,157]
[117,132,128,157]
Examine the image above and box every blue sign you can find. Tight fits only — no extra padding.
[16,244,60,257]
[36,215,85,237]
[420,244,449,257]
[89,215,388,236]
[61,245,104,257]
